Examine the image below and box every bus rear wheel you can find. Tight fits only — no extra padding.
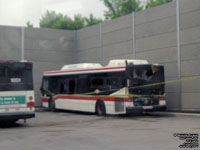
[96,100,106,116]
[49,98,56,112]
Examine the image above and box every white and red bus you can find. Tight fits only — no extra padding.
[0,61,35,123]
[41,59,166,115]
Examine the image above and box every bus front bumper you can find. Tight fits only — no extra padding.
[126,105,166,114]
[0,112,35,121]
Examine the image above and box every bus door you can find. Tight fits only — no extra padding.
[67,78,89,111]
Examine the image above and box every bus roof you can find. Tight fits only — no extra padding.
[44,59,149,76]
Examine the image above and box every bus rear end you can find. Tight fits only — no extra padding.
[0,61,35,123]
[126,64,166,113]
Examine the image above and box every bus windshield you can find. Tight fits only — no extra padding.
[0,62,33,91]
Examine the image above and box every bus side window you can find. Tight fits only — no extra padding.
[69,79,76,94]
[59,80,68,94]
[106,78,118,89]
[77,78,88,94]
[90,78,104,89]
[60,83,65,94]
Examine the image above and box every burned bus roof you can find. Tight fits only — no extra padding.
[43,59,149,76]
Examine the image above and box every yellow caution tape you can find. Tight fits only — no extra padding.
[43,75,200,98]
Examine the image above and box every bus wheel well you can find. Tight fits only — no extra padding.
[95,99,106,116]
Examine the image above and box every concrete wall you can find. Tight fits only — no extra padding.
[0,0,200,111]
[0,26,21,61]
[0,26,74,106]
[76,0,200,112]
[179,0,200,111]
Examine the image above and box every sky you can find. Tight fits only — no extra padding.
[0,0,107,27]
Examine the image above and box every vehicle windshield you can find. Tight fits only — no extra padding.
[0,62,33,91]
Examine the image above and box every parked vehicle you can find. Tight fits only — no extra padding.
[41,59,166,115]
[0,61,35,123]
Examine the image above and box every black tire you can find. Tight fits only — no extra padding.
[49,97,56,112]
[95,100,106,116]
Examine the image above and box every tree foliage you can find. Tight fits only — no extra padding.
[26,21,33,28]
[39,11,102,30]
[38,0,174,30]
[85,14,103,26]
[102,0,142,20]
[39,11,85,30]
[146,0,173,9]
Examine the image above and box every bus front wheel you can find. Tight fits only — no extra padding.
[95,100,106,116]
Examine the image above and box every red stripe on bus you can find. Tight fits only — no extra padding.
[54,95,116,102]
[159,96,166,101]
[44,66,126,75]
[42,97,50,102]
[42,96,129,102]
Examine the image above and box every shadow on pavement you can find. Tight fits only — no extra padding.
[0,121,25,129]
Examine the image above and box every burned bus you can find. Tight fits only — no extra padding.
[41,59,166,115]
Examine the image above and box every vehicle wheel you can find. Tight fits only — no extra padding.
[95,100,106,116]
[49,98,56,112]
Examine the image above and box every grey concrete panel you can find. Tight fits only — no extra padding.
[180,9,200,30]
[136,32,177,52]
[182,78,200,93]
[102,40,133,58]
[165,80,180,93]
[166,93,180,111]
[77,24,100,40]
[102,14,132,34]
[24,38,73,52]
[180,26,200,45]
[162,62,178,78]
[76,48,100,60]
[0,48,21,61]
[102,53,134,66]
[135,1,176,25]
[181,60,200,77]
[136,15,176,39]
[181,43,200,61]
[0,27,21,49]
[25,50,73,63]
[181,93,200,111]
[25,28,74,40]
[77,35,99,51]
[136,46,177,64]
[180,0,200,13]
[102,27,132,46]
[77,58,101,63]
[165,76,181,94]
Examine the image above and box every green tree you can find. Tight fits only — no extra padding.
[39,11,85,30]
[101,0,142,20]
[146,0,173,9]
[40,10,61,28]
[71,14,85,30]
[85,14,103,27]
[26,21,33,28]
